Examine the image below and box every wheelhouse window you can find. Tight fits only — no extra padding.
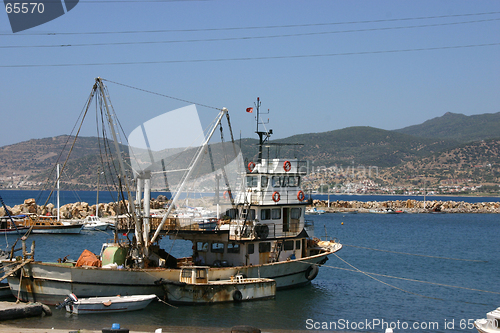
[261,176,268,188]
[243,209,256,220]
[261,209,271,220]
[271,176,300,187]
[246,176,258,188]
[291,208,302,219]
[271,208,281,220]
[211,242,224,253]
[296,240,301,249]
[247,243,255,254]
[196,242,209,252]
[284,240,294,251]
[259,242,271,253]
[181,269,192,278]
[227,243,240,253]
[225,208,238,219]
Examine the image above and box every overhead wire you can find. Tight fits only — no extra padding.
[2,17,499,49]
[2,42,499,68]
[3,11,499,36]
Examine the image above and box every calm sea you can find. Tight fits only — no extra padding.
[0,212,498,332]
[1,189,499,208]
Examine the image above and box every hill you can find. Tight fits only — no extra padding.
[378,138,500,187]
[394,112,500,142]
[268,126,458,167]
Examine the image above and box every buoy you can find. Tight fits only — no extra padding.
[341,222,344,225]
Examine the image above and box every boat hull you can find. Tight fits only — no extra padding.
[28,225,83,234]
[162,279,276,304]
[5,250,333,305]
[66,294,156,314]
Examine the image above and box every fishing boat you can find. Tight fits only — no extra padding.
[81,216,109,231]
[3,78,341,305]
[475,307,500,333]
[58,293,156,314]
[157,266,275,304]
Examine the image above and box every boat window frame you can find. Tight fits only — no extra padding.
[196,241,209,252]
[284,240,294,251]
[259,242,271,253]
[271,208,281,220]
[211,242,225,253]
[261,209,271,220]
[246,176,258,188]
[247,243,255,255]
[227,243,240,253]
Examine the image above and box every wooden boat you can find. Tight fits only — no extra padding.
[20,214,83,234]
[157,266,275,304]
[475,307,500,333]
[59,293,156,314]
[0,216,29,234]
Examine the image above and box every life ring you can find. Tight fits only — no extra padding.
[248,161,256,172]
[297,190,305,201]
[233,289,243,302]
[283,160,291,172]
[305,265,319,281]
[223,190,232,200]
[272,191,280,202]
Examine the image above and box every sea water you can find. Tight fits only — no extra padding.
[0,212,498,332]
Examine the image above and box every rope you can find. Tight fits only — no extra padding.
[342,244,487,262]
[156,296,178,309]
[327,255,500,295]
[102,79,221,111]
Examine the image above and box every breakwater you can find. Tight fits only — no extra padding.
[0,195,499,217]
[313,199,500,213]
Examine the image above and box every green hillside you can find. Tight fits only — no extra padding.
[394,112,500,142]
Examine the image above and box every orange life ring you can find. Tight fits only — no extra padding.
[272,191,280,202]
[248,161,256,172]
[223,190,232,200]
[297,190,305,201]
[283,160,291,172]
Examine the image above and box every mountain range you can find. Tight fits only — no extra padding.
[0,111,498,190]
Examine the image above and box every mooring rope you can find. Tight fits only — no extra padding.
[342,244,487,262]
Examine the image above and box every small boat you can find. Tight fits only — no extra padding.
[81,216,109,231]
[157,266,276,304]
[369,208,399,214]
[59,293,157,314]
[305,207,325,215]
[475,307,500,333]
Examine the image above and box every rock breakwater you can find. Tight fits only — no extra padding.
[313,199,500,213]
[0,196,498,218]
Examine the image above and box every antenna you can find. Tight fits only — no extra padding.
[255,97,273,162]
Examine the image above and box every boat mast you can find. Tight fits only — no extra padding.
[57,164,60,221]
[149,107,229,246]
[255,97,272,163]
[95,78,141,245]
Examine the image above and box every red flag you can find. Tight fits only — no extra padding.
[246,107,253,113]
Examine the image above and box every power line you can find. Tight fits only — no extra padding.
[2,18,498,49]
[1,42,498,68]
[2,11,499,36]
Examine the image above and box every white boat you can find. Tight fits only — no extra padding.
[59,293,156,314]
[82,216,109,231]
[157,266,275,304]
[306,207,325,215]
[475,307,500,333]
[3,80,341,305]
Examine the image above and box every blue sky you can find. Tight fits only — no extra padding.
[1,0,499,147]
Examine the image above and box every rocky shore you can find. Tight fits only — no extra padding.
[0,196,498,218]
[312,199,500,214]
